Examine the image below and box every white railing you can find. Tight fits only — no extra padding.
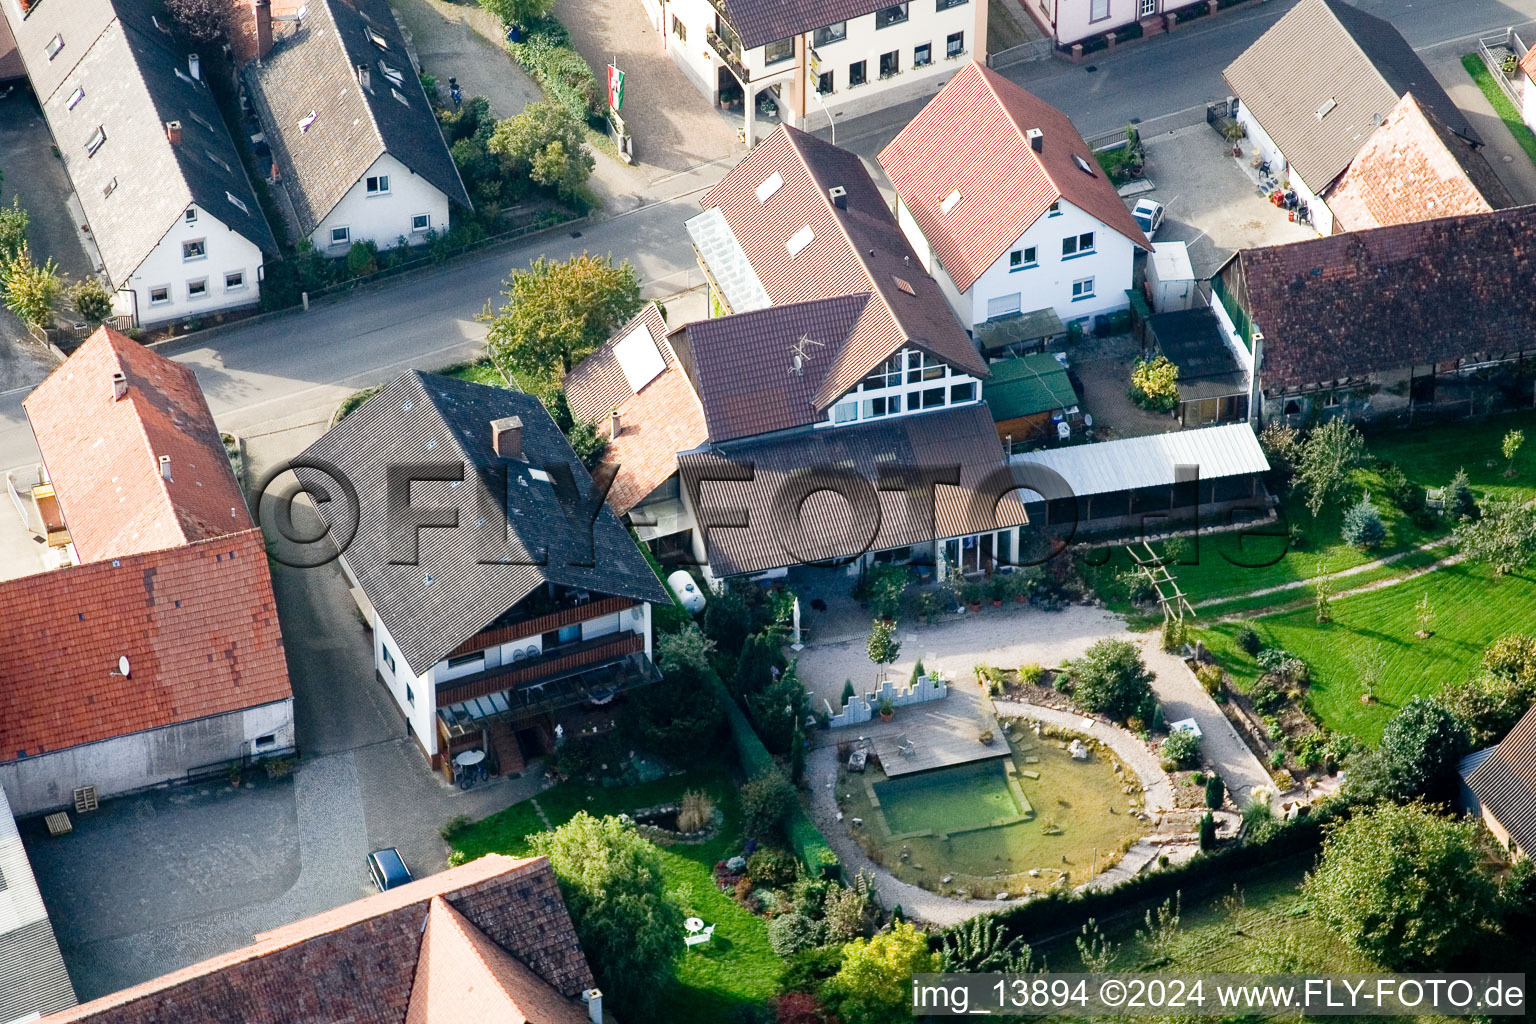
[1477,29,1528,109]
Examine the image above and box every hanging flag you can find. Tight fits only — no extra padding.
[607,64,625,112]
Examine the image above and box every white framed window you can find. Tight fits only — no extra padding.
[1062,231,1094,257]
[66,86,84,109]
[945,31,964,57]
[331,226,350,246]
[411,213,430,232]
[764,38,794,65]
[187,278,209,299]
[149,285,171,305]
[254,733,277,751]
[814,22,846,46]
[876,3,909,28]
[670,13,686,39]
[182,239,206,260]
[879,50,899,78]
[1047,200,1062,216]
[986,292,1022,319]
[185,207,197,224]
[1140,0,1157,15]
[914,42,932,67]
[1009,246,1036,270]
[85,126,106,156]
[833,401,858,423]
[831,348,976,425]
[225,270,245,291]
[1090,0,1111,21]
[1072,277,1096,300]
[381,642,396,673]
[366,174,390,195]
[45,33,63,59]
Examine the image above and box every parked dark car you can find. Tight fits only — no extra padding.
[367,848,413,891]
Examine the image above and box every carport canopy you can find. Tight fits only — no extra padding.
[1009,423,1270,498]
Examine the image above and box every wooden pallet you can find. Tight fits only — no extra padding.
[44,811,72,837]
[73,785,98,814]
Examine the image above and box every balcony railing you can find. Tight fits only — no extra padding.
[446,595,636,659]
[437,631,646,706]
[437,645,658,736]
[707,26,753,84]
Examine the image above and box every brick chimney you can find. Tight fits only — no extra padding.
[491,416,524,460]
[233,0,275,65]
[165,120,182,144]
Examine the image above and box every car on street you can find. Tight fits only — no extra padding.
[1132,199,1165,238]
[367,848,413,891]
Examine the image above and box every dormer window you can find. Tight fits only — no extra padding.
[45,33,63,60]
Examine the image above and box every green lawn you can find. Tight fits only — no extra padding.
[1462,53,1536,168]
[437,359,511,388]
[450,760,781,1023]
[1201,561,1536,741]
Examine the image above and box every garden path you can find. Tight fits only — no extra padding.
[1196,540,1460,611]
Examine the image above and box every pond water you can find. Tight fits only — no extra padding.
[840,726,1149,897]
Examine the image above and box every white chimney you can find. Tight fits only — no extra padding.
[581,988,603,1024]
[188,53,201,80]
[1027,127,1043,153]
[112,371,128,401]
[609,408,620,439]
[159,455,172,481]
[356,63,370,90]
[491,416,524,460]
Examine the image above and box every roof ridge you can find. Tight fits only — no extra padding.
[975,63,1063,202]
[110,338,195,551]
[311,0,389,219]
[1318,0,1399,124]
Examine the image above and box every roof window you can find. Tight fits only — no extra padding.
[786,224,815,257]
[892,276,915,296]
[379,62,404,87]
[45,33,63,60]
[939,188,962,214]
[367,27,388,49]
[392,88,409,106]
[1071,153,1096,176]
[755,171,784,202]
[1317,97,1337,120]
[299,110,318,132]
[226,191,249,214]
[102,176,118,198]
[85,126,106,156]
[205,150,231,172]
[66,86,83,109]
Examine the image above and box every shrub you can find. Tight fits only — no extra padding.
[1018,662,1044,686]
[71,277,115,324]
[747,847,798,888]
[767,910,825,958]
[1204,773,1225,809]
[1234,623,1262,655]
[345,239,379,277]
[1256,647,1309,687]
[1198,811,1217,850]
[1258,421,1303,482]
[823,874,878,943]
[677,789,715,833]
[1340,494,1385,549]
[740,769,795,839]
[506,18,601,123]
[1346,697,1468,805]
[1160,617,1187,652]
[1,249,61,329]
[1195,662,1223,696]
[1160,728,1201,769]
[825,921,938,1024]
[1129,355,1179,412]
[1069,639,1154,722]
[489,100,595,202]
[0,196,29,263]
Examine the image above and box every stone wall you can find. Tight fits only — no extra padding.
[824,674,947,728]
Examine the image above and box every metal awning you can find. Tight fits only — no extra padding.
[975,307,1066,355]
[1010,423,1270,497]
[437,651,661,737]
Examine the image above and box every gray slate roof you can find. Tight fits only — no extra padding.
[299,372,668,676]
[245,0,470,234]
[1465,704,1536,857]
[12,0,276,284]
[0,788,77,1021]
[1223,0,1477,191]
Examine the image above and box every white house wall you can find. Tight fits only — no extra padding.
[0,700,294,817]
[1525,73,1536,133]
[1051,0,1207,45]
[1233,103,1331,235]
[118,209,263,327]
[373,613,438,756]
[660,0,983,128]
[965,198,1136,327]
[309,153,450,254]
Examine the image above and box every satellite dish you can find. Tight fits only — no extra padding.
[118,655,131,678]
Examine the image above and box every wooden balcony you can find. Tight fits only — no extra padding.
[437,645,658,737]
[447,595,636,659]
[437,631,646,707]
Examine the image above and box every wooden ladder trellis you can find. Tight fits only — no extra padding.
[1127,541,1195,622]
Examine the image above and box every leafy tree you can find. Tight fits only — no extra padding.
[0,197,28,263]
[626,657,723,764]
[826,922,939,1024]
[748,661,806,754]
[866,618,901,686]
[1447,467,1478,520]
[2,250,61,329]
[739,769,794,839]
[1313,563,1334,624]
[479,0,556,25]
[1454,496,1536,574]
[1128,355,1179,412]
[1504,429,1525,477]
[71,277,114,324]
[939,915,1035,973]
[528,813,682,1015]
[1438,640,1536,746]
[702,582,754,654]
[1303,803,1495,969]
[1067,638,1153,722]
[1340,494,1385,549]
[163,0,231,43]
[1258,421,1303,485]
[1484,633,1536,686]
[1298,418,1367,517]
[1414,592,1436,639]
[1347,697,1467,805]
[489,101,594,201]
[482,252,641,377]
[1160,728,1200,769]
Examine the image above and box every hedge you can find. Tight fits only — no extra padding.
[939,800,1347,951]
[715,675,840,879]
[506,18,601,126]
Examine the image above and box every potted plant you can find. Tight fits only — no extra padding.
[879,698,895,722]
[986,575,1008,607]
[978,728,995,746]
[960,581,983,611]
[1222,121,1246,157]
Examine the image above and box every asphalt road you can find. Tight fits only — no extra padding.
[2,0,1534,471]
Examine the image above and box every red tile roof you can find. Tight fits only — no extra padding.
[564,303,709,513]
[23,327,252,563]
[1523,45,1536,81]
[1327,93,1512,232]
[0,529,290,762]
[42,854,596,1024]
[698,125,987,435]
[880,61,1150,294]
[406,896,589,1024]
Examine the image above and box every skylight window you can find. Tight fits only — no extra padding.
[756,171,784,203]
[1317,97,1337,120]
[205,150,231,172]
[299,110,318,132]
[528,467,553,484]
[175,67,193,84]
[892,276,915,296]
[1071,153,1096,176]
[367,27,388,49]
[614,324,665,393]
[379,62,404,87]
[226,191,249,214]
[939,188,962,214]
[45,34,63,60]
[85,126,106,156]
[392,88,408,106]
[786,224,815,257]
[67,86,84,109]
